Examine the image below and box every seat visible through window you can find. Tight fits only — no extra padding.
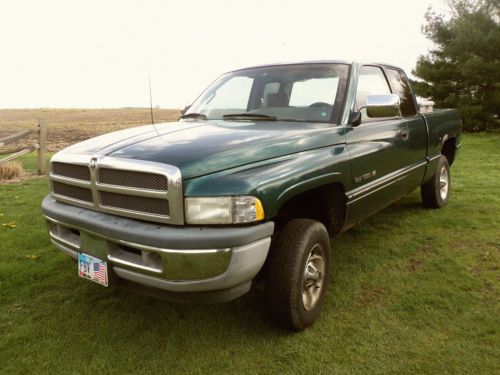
[266,92,289,107]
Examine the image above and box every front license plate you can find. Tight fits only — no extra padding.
[78,252,109,287]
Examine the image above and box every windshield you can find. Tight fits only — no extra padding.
[185,63,349,123]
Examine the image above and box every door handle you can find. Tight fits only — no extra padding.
[400,125,409,141]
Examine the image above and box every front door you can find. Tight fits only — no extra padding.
[345,65,413,225]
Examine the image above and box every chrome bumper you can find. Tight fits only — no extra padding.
[42,196,274,302]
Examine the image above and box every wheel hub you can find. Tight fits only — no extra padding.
[302,244,325,311]
[439,166,449,200]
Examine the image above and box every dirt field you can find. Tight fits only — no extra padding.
[0,108,180,152]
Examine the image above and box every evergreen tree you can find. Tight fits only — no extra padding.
[413,0,500,131]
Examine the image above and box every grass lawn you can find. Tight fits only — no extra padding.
[0,134,498,374]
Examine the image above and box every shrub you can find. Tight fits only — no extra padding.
[0,161,24,180]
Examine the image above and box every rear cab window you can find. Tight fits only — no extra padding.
[385,68,418,117]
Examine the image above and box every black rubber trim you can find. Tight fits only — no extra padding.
[42,196,274,249]
[117,278,252,304]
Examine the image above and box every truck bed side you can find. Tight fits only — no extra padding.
[420,109,462,183]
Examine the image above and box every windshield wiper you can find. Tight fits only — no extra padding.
[222,113,278,121]
[180,112,208,120]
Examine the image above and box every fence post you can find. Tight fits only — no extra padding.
[37,118,47,175]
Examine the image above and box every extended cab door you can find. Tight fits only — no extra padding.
[384,67,428,192]
[344,65,421,225]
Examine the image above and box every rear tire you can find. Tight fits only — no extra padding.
[421,155,450,208]
[265,219,331,331]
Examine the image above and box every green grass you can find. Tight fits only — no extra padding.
[1,134,498,374]
[16,152,52,172]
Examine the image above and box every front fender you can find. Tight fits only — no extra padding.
[183,145,351,218]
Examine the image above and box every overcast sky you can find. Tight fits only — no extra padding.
[0,0,448,109]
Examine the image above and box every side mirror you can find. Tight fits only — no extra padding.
[366,94,401,118]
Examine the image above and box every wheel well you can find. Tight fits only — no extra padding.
[442,138,456,166]
[274,183,346,237]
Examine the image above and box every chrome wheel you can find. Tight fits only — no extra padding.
[439,166,449,200]
[302,244,325,311]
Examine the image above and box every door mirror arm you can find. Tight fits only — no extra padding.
[349,111,362,126]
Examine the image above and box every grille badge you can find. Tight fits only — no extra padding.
[90,158,97,169]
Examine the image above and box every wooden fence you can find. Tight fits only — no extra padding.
[0,118,47,175]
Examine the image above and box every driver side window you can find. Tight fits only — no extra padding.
[356,66,391,123]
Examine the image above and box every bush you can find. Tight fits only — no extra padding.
[0,161,24,180]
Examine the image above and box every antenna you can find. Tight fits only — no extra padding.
[148,75,154,124]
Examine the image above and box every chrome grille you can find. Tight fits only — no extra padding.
[52,162,90,181]
[98,168,168,191]
[49,155,184,224]
[100,192,169,216]
[52,181,93,203]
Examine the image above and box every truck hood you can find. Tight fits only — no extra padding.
[59,120,345,180]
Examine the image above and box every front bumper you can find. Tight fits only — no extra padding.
[42,196,274,302]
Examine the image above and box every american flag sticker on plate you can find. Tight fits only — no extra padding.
[78,253,109,287]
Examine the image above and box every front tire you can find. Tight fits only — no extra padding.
[421,155,451,208]
[265,219,331,331]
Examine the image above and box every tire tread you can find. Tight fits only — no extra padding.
[265,219,330,330]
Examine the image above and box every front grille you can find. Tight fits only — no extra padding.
[98,168,167,191]
[49,156,183,224]
[53,181,93,203]
[100,191,170,216]
[52,162,90,181]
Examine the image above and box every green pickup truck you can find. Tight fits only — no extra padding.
[42,61,461,330]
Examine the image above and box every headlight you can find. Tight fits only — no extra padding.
[185,196,265,224]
